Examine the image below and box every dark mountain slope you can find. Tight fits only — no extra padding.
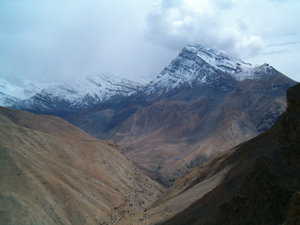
[161,83,300,225]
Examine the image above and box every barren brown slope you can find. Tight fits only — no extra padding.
[119,121,281,225]
[160,83,300,225]
[0,107,164,225]
[111,73,295,185]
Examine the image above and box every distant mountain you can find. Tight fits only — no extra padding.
[65,45,296,186]
[13,73,143,115]
[0,106,164,224]
[0,79,41,106]
[133,44,280,103]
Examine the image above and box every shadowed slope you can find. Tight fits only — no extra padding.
[161,83,300,225]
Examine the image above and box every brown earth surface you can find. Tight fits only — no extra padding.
[0,107,164,225]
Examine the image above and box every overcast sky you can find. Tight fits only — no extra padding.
[1,0,300,85]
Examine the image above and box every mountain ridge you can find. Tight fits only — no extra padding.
[12,73,143,115]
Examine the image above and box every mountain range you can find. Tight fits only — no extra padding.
[1,82,299,225]
[13,73,143,115]
[3,45,296,186]
[0,44,299,224]
[57,45,296,185]
[2,45,296,186]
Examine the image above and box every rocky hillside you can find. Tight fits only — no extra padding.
[0,107,164,225]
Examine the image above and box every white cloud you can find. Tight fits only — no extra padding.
[143,0,300,80]
[0,0,299,83]
[145,0,264,58]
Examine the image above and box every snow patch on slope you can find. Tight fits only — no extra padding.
[16,73,144,111]
[41,73,142,104]
[186,45,254,80]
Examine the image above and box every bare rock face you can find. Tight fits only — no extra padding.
[0,107,164,225]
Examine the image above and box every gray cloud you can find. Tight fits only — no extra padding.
[0,0,299,84]
[144,0,300,81]
[145,0,264,58]
[0,0,169,83]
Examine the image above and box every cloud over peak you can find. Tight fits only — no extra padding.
[0,0,299,82]
[145,0,264,58]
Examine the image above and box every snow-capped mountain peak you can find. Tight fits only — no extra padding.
[143,44,272,95]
